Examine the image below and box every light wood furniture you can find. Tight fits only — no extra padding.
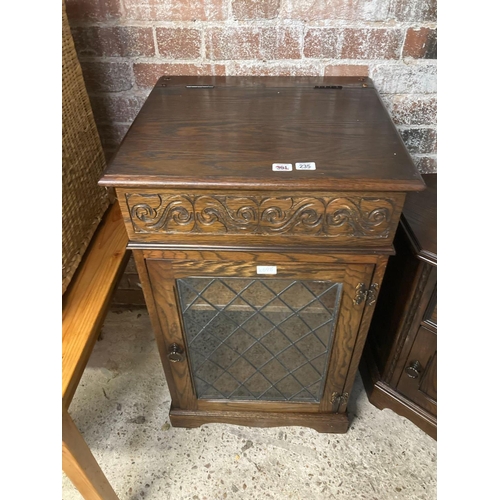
[360,174,437,439]
[62,202,129,499]
[100,76,425,433]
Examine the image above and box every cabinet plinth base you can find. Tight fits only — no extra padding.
[359,352,437,440]
[169,408,349,434]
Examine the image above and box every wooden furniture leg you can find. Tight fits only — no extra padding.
[63,408,119,500]
[62,201,129,499]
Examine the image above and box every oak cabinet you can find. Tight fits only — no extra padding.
[360,174,437,439]
[100,76,424,432]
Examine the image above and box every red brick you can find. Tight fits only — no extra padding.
[304,28,403,59]
[65,0,121,21]
[71,27,155,57]
[156,28,202,59]
[343,29,403,59]
[206,27,301,60]
[398,127,436,154]
[412,155,437,173]
[134,63,226,87]
[111,289,146,307]
[116,272,143,290]
[388,95,437,125]
[262,27,302,59]
[230,62,320,76]
[117,273,132,290]
[206,28,259,60]
[371,63,436,93]
[80,62,133,92]
[232,0,280,20]
[89,95,147,124]
[281,0,390,22]
[324,65,369,77]
[121,0,226,21]
[403,28,437,58]
[125,255,138,274]
[391,0,437,22]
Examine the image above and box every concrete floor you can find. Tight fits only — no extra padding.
[62,309,436,500]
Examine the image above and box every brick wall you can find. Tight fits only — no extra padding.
[66,0,437,174]
[111,254,146,307]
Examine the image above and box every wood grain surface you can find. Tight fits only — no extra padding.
[396,325,437,414]
[400,173,437,264]
[144,254,373,420]
[133,250,182,408]
[117,189,405,248]
[319,263,373,412]
[97,76,425,433]
[358,351,437,439]
[169,408,349,434]
[62,202,129,408]
[100,76,424,192]
[334,256,388,414]
[360,174,437,439]
[146,259,198,410]
[140,249,387,265]
[62,408,119,500]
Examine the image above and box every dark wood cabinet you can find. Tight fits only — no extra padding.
[100,76,424,433]
[360,174,437,439]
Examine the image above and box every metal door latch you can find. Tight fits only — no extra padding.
[330,392,349,405]
[353,283,379,306]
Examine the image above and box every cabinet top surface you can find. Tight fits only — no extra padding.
[402,173,437,263]
[100,76,424,192]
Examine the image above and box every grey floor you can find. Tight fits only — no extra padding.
[62,309,437,500]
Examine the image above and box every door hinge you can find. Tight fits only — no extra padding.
[353,283,379,306]
[330,392,349,405]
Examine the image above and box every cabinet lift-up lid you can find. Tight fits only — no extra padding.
[100,76,425,193]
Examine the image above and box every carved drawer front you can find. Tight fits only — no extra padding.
[117,189,405,247]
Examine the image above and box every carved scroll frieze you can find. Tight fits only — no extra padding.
[126,193,396,239]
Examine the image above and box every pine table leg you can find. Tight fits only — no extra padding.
[62,407,119,500]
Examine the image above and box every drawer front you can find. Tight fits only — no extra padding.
[117,189,405,248]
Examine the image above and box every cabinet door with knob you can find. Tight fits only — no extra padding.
[138,249,377,432]
[397,324,437,415]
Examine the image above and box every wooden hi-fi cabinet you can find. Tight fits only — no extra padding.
[100,76,424,433]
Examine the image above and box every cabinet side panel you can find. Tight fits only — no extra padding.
[366,226,420,378]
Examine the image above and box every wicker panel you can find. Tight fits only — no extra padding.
[62,0,109,294]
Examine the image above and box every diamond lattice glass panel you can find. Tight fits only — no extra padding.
[177,278,342,402]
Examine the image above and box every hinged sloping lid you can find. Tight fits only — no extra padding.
[100,76,424,192]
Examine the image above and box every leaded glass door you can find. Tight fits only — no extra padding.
[178,278,342,402]
[146,257,374,415]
